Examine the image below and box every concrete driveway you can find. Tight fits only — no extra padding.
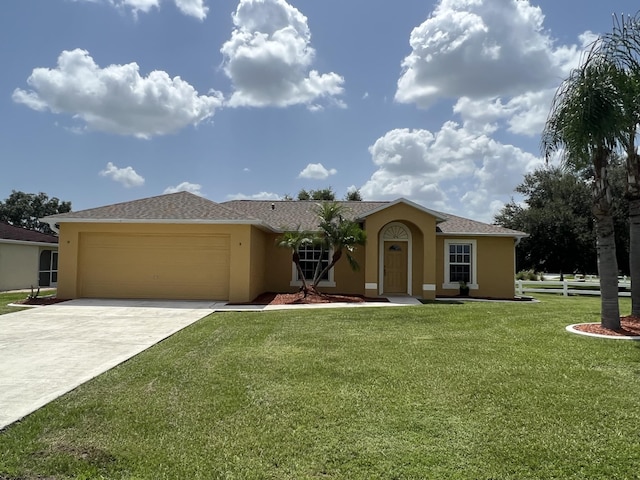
[0,299,218,430]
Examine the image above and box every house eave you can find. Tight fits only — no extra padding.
[436,232,528,239]
[0,238,59,247]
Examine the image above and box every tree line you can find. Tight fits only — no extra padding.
[0,191,71,235]
[495,162,629,277]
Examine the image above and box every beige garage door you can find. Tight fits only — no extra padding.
[78,233,230,300]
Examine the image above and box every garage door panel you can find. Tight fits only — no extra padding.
[79,233,230,300]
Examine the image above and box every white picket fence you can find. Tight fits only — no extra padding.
[516,279,631,297]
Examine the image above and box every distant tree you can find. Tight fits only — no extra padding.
[0,191,71,235]
[297,187,336,201]
[344,188,363,201]
[497,168,596,275]
[297,189,311,200]
[496,164,629,276]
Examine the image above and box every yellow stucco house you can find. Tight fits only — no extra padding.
[0,222,59,291]
[43,192,526,302]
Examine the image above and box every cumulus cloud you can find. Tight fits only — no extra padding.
[226,191,282,200]
[360,125,543,221]
[99,162,145,187]
[453,89,554,136]
[164,181,204,196]
[75,0,208,20]
[298,163,337,179]
[395,0,583,108]
[12,49,222,138]
[220,0,344,108]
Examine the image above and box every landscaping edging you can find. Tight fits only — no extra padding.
[566,324,640,340]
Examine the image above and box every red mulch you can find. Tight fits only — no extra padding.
[238,292,389,306]
[573,316,640,337]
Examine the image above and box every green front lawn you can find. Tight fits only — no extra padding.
[0,291,32,315]
[1,294,639,479]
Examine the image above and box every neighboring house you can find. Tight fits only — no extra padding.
[0,222,59,291]
[43,192,526,302]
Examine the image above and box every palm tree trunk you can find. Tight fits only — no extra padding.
[292,251,309,295]
[595,213,621,329]
[629,197,640,316]
[592,164,621,330]
[312,250,342,289]
[627,150,640,316]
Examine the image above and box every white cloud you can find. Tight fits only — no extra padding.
[13,49,222,139]
[453,89,554,137]
[298,163,337,180]
[173,0,208,19]
[360,125,543,222]
[395,0,583,108]
[226,191,282,200]
[220,0,344,108]
[74,0,208,20]
[99,162,145,187]
[164,181,204,196]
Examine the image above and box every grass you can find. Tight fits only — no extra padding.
[1,294,640,479]
[0,291,32,315]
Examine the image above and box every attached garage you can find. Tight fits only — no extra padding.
[78,232,230,300]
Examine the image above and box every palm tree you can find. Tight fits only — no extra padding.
[311,202,367,288]
[277,229,313,295]
[542,50,624,330]
[601,13,640,316]
[277,203,366,297]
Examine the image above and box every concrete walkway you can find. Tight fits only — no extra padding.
[0,299,216,430]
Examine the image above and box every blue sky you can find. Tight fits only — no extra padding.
[0,0,634,222]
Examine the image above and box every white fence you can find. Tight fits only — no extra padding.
[516,279,631,297]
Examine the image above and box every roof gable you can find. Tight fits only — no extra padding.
[0,222,58,244]
[355,197,448,223]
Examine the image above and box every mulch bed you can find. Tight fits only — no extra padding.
[15,296,69,306]
[235,292,389,306]
[573,316,640,337]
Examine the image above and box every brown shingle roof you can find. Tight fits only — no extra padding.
[222,200,391,231]
[45,193,526,237]
[223,200,526,237]
[0,222,58,244]
[435,213,525,236]
[45,192,260,223]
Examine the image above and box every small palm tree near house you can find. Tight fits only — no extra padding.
[277,229,315,294]
[278,202,366,296]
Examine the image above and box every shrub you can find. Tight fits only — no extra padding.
[516,269,539,281]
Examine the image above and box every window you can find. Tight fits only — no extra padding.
[39,250,58,287]
[291,244,335,286]
[443,240,477,289]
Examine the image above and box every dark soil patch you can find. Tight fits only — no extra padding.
[15,296,69,306]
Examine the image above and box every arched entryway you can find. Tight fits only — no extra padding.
[379,222,412,295]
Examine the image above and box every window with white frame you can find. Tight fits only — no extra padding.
[291,244,335,286]
[443,239,477,289]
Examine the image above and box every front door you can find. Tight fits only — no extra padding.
[384,241,408,293]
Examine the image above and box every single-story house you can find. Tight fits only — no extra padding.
[0,221,59,291]
[43,192,526,302]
